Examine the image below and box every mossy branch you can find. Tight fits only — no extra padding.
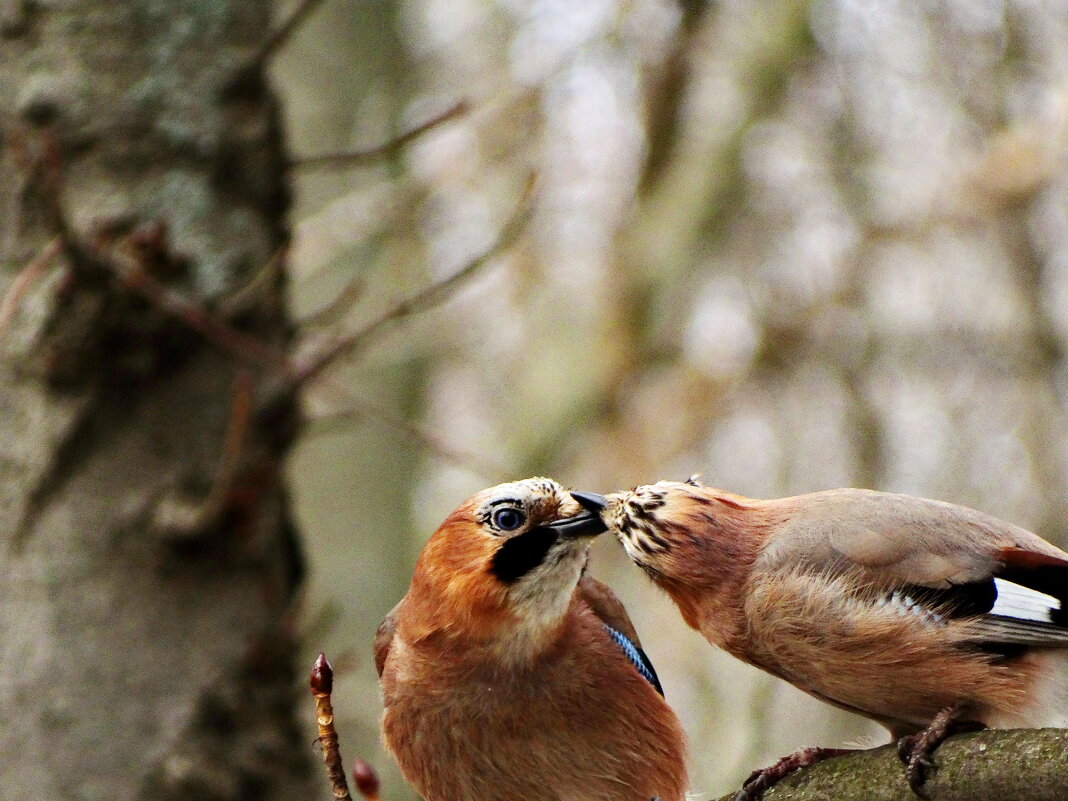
[713,729,1068,801]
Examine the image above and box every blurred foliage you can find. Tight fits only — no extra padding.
[272,0,1068,796]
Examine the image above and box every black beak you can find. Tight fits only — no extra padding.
[546,493,606,542]
[571,491,607,513]
[545,492,608,539]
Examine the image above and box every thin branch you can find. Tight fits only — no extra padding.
[0,237,60,335]
[116,256,291,373]
[293,195,534,384]
[299,273,366,329]
[117,245,507,482]
[305,394,510,482]
[290,101,470,170]
[151,370,255,538]
[121,253,511,481]
[309,654,354,801]
[206,371,254,507]
[36,165,285,374]
[13,127,511,484]
[217,246,287,319]
[259,0,329,64]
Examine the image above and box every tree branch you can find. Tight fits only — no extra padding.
[292,195,533,385]
[0,236,60,334]
[259,0,329,64]
[290,101,470,170]
[713,729,1068,801]
[304,393,510,482]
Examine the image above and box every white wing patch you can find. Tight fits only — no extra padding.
[991,577,1060,623]
[879,591,947,625]
[975,578,1068,647]
[878,578,1068,646]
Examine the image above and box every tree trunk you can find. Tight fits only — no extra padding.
[0,2,310,799]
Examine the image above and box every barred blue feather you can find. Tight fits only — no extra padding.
[603,624,665,696]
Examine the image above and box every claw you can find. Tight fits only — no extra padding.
[731,746,853,800]
[894,704,984,796]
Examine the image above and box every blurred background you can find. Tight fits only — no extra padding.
[272,0,1068,797]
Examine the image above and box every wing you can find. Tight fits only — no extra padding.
[373,600,403,677]
[757,490,1068,650]
[578,574,665,696]
[900,547,1068,648]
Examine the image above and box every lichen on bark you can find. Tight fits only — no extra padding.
[0,2,308,799]
[714,729,1068,801]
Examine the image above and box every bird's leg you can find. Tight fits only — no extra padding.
[732,746,854,801]
[896,704,985,797]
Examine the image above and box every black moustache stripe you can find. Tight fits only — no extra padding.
[489,526,559,583]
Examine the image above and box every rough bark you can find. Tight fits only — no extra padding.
[713,729,1068,801]
[0,2,309,800]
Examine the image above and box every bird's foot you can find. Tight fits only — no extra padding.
[895,704,985,798]
[732,746,853,801]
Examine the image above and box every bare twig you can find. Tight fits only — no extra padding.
[293,195,534,384]
[151,370,256,538]
[290,101,470,170]
[14,137,512,483]
[259,0,329,64]
[0,237,61,335]
[310,653,354,801]
[206,370,255,507]
[217,246,287,319]
[300,273,366,328]
[115,252,291,374]
[116,244,508,481]
[306,393,510,482]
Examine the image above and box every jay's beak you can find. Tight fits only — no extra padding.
[545,492,609,539]
[571,491,607,514]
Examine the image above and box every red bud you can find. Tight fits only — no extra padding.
[352,759,380,797]
[310,652,333,694]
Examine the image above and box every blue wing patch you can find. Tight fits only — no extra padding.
[603,624,665,697]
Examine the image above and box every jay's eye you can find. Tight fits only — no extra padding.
[492,508,526,531]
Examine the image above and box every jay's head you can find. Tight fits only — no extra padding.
[409,477,607,646]
[575,478,757,583]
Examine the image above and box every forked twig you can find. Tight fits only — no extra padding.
[306,393,510,482]
[290,101,470,170]
[293,196,533,384]
[14,127,520,483]
[115,252,291,374]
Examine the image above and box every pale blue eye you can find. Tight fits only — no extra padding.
[493,508,525,531]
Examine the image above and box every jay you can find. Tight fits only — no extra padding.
[375,477,688,801]
[573,480,1068,796]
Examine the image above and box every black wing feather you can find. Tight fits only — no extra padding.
[890,551,1068,651]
